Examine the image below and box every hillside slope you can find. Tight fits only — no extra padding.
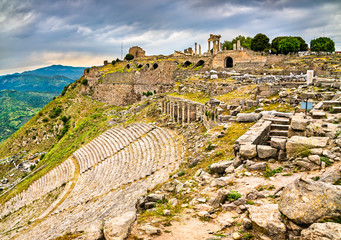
[0,90,55,143]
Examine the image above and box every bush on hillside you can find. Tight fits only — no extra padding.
[125,53,134,61]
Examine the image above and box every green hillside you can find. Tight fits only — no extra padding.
[0,90,55,143]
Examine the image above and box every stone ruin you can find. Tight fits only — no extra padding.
[208,34,221,55]
[129,46,146,58]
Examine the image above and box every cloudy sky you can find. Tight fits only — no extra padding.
[0,0,340,75]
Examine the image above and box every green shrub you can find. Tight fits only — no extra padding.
[30,164,36,171]
[264,166,283,178]
[177,170,185,177]
[125,53,134,61]
[226,190,242,202]
[111,60,116,65]
[312,176,320,181]
[143,91,153,97]
[49,107,62,119]
[320,156,332,167]
[42,117,49,123]
[81,78,88,85]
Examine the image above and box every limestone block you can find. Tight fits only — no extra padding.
[257,145,277,159]
[235,113,261,122]
[104,211,136,240]
[301,222,341,240]
[270,137,287,150]
[291,115,309,131]
[210,161,234,174]
[248,204,286,240]
[319,167,341,184]
[308,155,321,165]
[286,136,329,158]
[239,144,257,159]
[278,178,341,225]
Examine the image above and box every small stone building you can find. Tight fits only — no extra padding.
[129,46,146,58]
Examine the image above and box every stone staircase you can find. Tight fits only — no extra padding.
[264,114,291,138]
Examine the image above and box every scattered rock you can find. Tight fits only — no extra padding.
[139,224,161,236]
[270,137,287,150]
[235,113,261,122]
[319,167,341,184]
[163,210,171,216]
[210,161,233,174]
[248,204,286,240]
[232,232,242,239]
[104,211,136,240]
[257,145,277,159]
[240,144,257,159]
[286,136,329,158]
[279,178,341,225]
[247,162,267,171]
[308,155,321,165]
[301,222,341,240]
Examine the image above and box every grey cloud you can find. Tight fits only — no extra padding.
[0,0,340,74]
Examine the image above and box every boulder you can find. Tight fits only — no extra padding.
[286,136,329,158]
[248,204,286,240]
[270,137,287,150]
[239,144,257,159]
[291,115,309,131]
[319,167,341,184]
[278,178,341,225]
[75,231,103,240]
[257,145,277,159]
[301,222,341,240]
[146,194,165,203]
[247,162,267,171]
[104,212,136,240]
[139,224,161,235]
[210,161,233,174]
[308,155,321,165]
[235,113,261,123]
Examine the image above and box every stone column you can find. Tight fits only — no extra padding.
[174,102,178,122]
[237,40,241,50]
[187,103,191,123]
[307,70,314,85]
[195,43,197,55]
[190,104,196,122]
[177,101,181,123]
[183,101,188,123]
[217,40,220,52]
[233,43,236,50]
[208,41,210,54]
[181,101,186,124]
[199,44,201,55]
[220,42,223,52]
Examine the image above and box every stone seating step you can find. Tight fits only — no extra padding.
[269,130,288,137]
[270,124,289,130]
[264,117,290,125]
[332,106,341,113]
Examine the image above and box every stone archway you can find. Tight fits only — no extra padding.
[224,57,233,68]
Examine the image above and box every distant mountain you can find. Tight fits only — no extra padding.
[0,90,55,143]
[0,65,86,92]
[21,65,86,80]
[0,65,86,142]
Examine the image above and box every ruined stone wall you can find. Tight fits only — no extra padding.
[87,61,178,106]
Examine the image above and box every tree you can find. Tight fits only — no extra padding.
[294,36,308,51]
[251,33,270,52]
[232,35,252,49]
[278,37,301,54]
[310,37,335,52]
[125,53,134,60]
[222,40,233,50]
[271,36,287,53]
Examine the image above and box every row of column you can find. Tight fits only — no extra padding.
[161,99,204,124]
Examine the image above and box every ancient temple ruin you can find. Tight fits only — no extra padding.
[208,34,221,55]
[129,46,146,58]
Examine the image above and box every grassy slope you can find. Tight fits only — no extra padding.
[0,79,128,202]
[0,90,56,143]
